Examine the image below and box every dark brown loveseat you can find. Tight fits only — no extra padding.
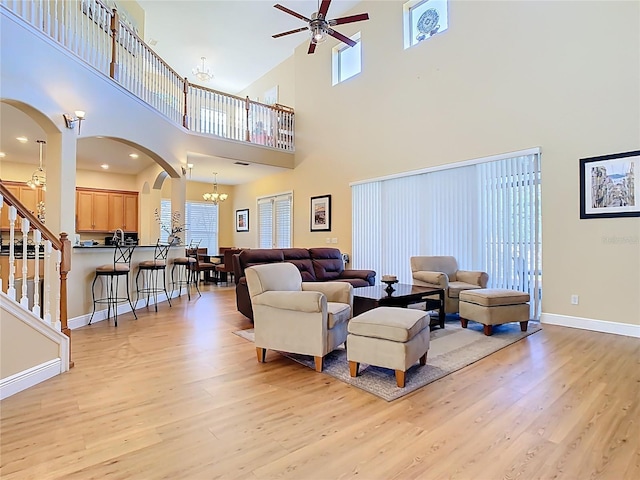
[233,247,376,321]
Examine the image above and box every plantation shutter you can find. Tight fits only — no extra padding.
[160,199,219,254]
[257,192,292,248]
[258,198,274,248]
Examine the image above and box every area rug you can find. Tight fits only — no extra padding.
[233,320,541,402]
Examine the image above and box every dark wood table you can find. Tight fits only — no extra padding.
[353,283,446,328]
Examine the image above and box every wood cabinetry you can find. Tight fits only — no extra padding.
[1,181,45,230]
[76,188,138,233]
[108,192,138,232]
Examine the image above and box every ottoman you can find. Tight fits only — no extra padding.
[459,289,530,336]
[347,307,430,388]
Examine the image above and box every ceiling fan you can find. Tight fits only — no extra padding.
[272,0,370,54]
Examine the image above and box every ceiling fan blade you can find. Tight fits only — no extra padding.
[327,28,357,47]
[308,41,317,54]
[274,4,311,22]
[318,0,331,19]
[330,13,369,26]
[273,26,309,38]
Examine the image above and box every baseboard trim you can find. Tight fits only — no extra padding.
[540,313,640,338]
[68,288,187,330]
[0,359,62,400]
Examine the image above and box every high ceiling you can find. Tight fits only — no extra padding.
[1,0,361,185]
[138,0,361,94]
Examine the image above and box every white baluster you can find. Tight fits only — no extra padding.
[20,217,30,308]
[32,229,42,318]
[7,206,17,300]
[55,249,61,331]
[44,240,52,325]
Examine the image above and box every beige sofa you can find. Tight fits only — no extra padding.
[410,256,489,314]
[245,262,353,372]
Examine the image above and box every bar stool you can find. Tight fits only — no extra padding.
[89,244,137,327]
[171,245,201,300]
[135,241,172,312]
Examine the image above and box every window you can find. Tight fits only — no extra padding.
[404,0,449,49]
[332,32,361,86]
[351,150,542,318]
[257,193,293,248]
[160,199,219,254]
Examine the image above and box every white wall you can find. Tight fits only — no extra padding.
[236,0,640,330]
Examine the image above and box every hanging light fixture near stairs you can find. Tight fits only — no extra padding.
[192,56,213,82]
[27,140,47,191]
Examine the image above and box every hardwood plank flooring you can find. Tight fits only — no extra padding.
[1,285,638,479]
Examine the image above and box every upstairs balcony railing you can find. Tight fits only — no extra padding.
[1,0,295,151]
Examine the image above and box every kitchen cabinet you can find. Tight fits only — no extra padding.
[108,192,138,232]
[76,188,138,233]
[76,189,110,232]
[1,181,45,230]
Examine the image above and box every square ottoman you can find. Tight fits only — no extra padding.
[347,307,430,388]
[459,288,530,336]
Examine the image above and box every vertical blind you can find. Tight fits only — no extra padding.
[352,152,541,318]
[258,193,292,249]
[160,199,219,254]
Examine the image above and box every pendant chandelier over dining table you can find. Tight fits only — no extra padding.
[202,172,228,205]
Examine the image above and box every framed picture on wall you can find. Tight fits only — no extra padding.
[310,194,331,231]
[580,150,640,219]
[236,209,249,232]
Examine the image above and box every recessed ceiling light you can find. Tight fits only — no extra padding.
[16,136,28,143]
[101,164,109,169]
[0,152,6,158]
[129,153,139,159]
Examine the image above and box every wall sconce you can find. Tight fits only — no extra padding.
[63,110,86,134]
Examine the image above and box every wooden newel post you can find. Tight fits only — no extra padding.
[59,232,73,368]
[245,96,251,142]
[183,77,189,128]
[109,8,120,80]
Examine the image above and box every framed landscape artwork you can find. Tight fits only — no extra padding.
[236,209,249,232]
[580,150,640,219]
[310,195,331,231]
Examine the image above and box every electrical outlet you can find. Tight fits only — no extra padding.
[331,238,338,244]
[326,237,331,244]
[571,294,579,305]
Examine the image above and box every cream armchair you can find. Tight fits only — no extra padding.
[245,262,353,372]
[410,256,488,314]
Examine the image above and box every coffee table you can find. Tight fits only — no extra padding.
[353,283,446,328]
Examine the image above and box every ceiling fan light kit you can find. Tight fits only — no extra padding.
[272,0,369,54]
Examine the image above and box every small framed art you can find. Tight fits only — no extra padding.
[236,209,249,232]
[310,194,331,232]
[580,150,640,219]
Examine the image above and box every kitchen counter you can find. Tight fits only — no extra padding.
[67,244,185,324]
[73,244,177,249]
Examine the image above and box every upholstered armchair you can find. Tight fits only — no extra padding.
[245,262,353,372]
[410,256,488,314]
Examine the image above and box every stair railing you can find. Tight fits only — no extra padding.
[0,182,73,367]
[0,0,295,152]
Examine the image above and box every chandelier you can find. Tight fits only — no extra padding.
[27,140,46,191]
[192,56,213,82]
[203,172,228,205]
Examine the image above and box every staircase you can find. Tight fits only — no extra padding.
[0,184,72,400]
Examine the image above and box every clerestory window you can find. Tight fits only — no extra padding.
[403,0,449,49]
[332,32,361,86]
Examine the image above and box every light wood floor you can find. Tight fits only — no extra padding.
[1,285,638,480]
